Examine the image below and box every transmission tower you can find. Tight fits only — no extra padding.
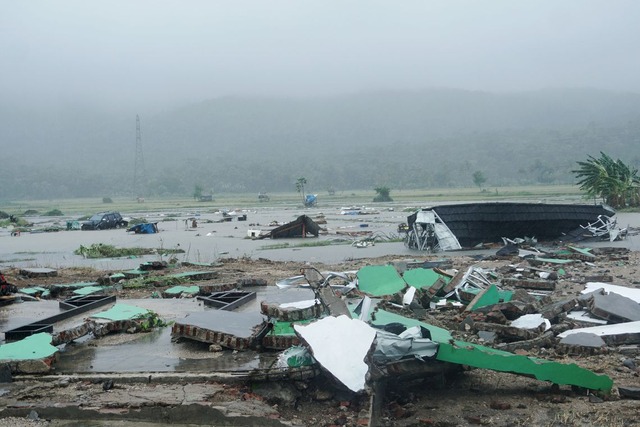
[133,114,147,199]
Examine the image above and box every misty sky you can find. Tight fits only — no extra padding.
[2,1,639,112]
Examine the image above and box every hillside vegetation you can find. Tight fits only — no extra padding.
[1,88,639,200]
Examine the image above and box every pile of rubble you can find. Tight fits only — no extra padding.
[1,244,640,425]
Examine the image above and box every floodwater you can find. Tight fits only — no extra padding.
[1,203,639,270]
[1,203,639,375]
[0,204,421,270]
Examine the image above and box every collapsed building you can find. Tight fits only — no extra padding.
[405,202,624,251]
[2,239,640,425]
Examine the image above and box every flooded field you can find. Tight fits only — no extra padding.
[0,204,416,270]
[1,203,639,270]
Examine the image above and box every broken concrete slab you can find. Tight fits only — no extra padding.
[163,285,200,298]
[582,282,640,303]
[197,282,238,295]
[566,310,608,325]
[260,299,322,321]
[558,321,640,346]
[580,274,614,283]
[91,304,151,321]
[527,257,574,266]
[198,291,256,310]
[539,298,577,320]
[85,303,166,337]
[559,332,607,348]
[0,333,58,374]
[49,282,99,297]
[172,310,268,350]
[511,314,550,331]
[495,331,555,353]
[5,295,116,341]
[472,289,541,320]
[51,321,97,345]
[19,268,57,278]
[618,386,640,399]
[587,292,640,322]
[262,320,309,350]
[294,315,376,393]
[473,321,542,342]
[502,277,556,291]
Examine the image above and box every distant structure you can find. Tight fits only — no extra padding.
[133,114,147,200]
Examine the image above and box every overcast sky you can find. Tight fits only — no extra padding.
[2,1,639,112]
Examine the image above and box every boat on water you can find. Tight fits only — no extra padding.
[406,202,616,249]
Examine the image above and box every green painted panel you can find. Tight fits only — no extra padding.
[72,286,106,296]
[0,333,58,360]
[568,246,595,257]
[469,284,513,311]
[356,265,406,297]
[533,257,574,264]
[403,268,449,289]
[165,285,200,295]
[91,303,150,321]
[270,319,314,336]
[436,341,613,392]
[371,310,612,392]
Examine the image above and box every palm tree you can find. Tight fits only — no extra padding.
[295,177,307,205]
[573,152,640,208]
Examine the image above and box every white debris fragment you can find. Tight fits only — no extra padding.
[402,286,417,306]
[279,299,320,309]
[511,313,550,331]
[294,315,376,393]
[582,282,640,303]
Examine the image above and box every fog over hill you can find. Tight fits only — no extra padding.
[3,2,639,201]
[1,88,640,200]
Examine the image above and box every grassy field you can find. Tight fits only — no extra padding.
[1,184,588,217]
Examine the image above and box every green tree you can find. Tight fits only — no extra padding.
[472,171,487,190]
[573,152,640,208]
[295,177,307,204]
[193,184,204,201]
[373,186,393,202]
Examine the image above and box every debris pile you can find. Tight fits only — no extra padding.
[2,245,640,425]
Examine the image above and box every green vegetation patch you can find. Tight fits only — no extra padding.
[74,243,184,259]
[123,275,187,289]
[44,209,64,216]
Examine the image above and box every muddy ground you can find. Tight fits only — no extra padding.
[1,246,640,427]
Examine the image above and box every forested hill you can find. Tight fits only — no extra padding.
[1,88,640,200]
